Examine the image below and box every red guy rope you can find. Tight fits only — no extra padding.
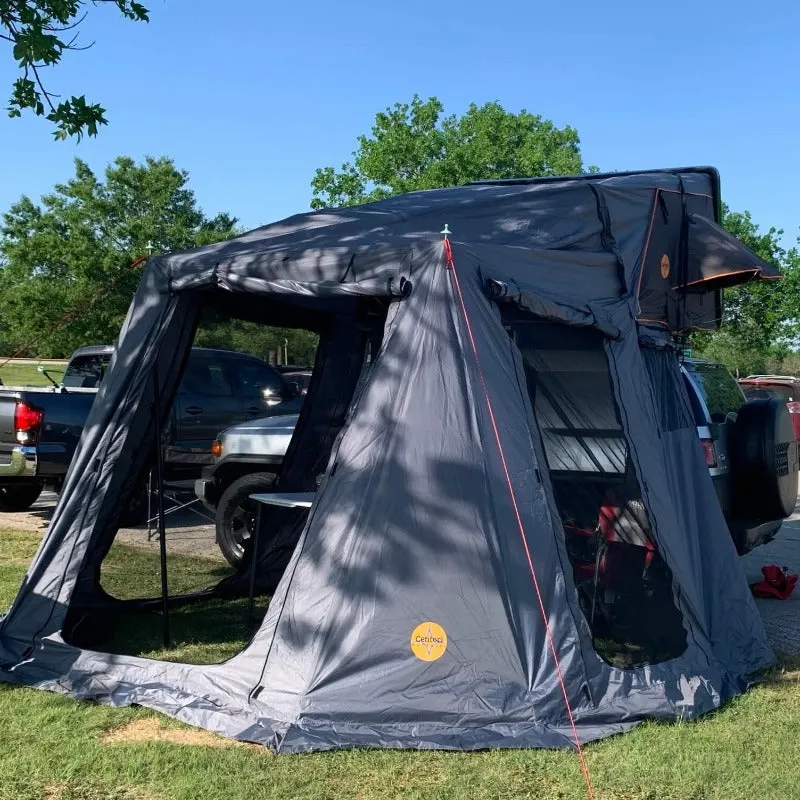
[443,236,596,800]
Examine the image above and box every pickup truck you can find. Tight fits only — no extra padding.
[0,345,303,514]
[197,358,796,566]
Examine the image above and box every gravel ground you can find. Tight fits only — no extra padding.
[1,489,222,561]
[5,490,800,654]
[741,496,800,655]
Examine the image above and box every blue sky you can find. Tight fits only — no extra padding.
[1,0,798,243]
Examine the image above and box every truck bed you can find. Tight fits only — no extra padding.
[0,388,98,482]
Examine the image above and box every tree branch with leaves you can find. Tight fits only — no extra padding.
[692,206,800,375]
[0,155,239,356]
[2,1,149,139]
[311,95,594,209]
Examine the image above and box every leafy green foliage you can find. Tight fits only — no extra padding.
[692,206,800,376]
[311,95,592,209]
[0,155,320,365]
[0,155,238,357]
[194,313,319,366]
[2,1,149,139]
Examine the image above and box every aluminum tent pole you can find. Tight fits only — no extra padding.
[247,503,263,624]
[152,364,171,648]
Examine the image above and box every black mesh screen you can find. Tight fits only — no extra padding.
[641,348,694,433]
[511,322,687,668]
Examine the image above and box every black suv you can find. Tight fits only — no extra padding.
[681,358,797,553]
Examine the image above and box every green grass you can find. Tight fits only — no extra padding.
[2,527,800,799]
[0,361,66,387]
[98,533,247,664]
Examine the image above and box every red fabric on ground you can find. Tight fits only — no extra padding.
[751,565,798,600]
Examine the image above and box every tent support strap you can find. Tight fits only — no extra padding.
[152,364,171,648]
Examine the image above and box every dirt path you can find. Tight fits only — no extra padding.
[0,490,223,561]
[741,499,800,655]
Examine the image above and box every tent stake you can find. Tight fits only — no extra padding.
[152,365,171,648]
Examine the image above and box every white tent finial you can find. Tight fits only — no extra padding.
[441,223,451,237]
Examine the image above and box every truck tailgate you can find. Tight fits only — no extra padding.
[0,388,97,479]
[0,394,18,445]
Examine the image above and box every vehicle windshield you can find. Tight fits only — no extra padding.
[685,363,744,422]
[62,354,111,388]
[741,384,794,403]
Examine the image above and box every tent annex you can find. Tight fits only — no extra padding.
[0,167,781,753]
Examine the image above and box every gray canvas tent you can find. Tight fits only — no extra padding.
[0,167,781,752]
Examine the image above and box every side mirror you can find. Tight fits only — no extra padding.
[261,386,282,406]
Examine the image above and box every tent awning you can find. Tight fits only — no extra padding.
[679,214,782,292]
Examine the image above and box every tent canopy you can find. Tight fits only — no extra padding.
[147,166,778,332]
[0,167,774,754]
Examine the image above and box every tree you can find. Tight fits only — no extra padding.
[692,206,800,376]
[2,1,149,139]
[0,155,238,356]
[311,95,592,209]
[194,316,319,366]
[0,155,321,365]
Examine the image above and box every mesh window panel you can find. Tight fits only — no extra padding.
[511,322,687,668]
[642,348,694,432]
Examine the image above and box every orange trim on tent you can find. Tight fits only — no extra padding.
[635,187,779,313]
[658,189,713,199]
[675,267,780,290]
[634,190,662,316]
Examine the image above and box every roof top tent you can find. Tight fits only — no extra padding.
[0,167,780,754]
[471,166,778,331]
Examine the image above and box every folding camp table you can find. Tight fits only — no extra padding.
[247,492,316,619]
[250,492,316,509]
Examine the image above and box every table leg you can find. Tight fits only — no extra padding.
[247,504,263,623]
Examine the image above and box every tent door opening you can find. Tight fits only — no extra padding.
[63,297,389,666]
[506,318,688,669]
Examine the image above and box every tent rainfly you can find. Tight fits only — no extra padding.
[0,167,780,753]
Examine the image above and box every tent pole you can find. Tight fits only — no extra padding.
[152,364,171,648]
[247,504,263,623]
[146,468,153,541]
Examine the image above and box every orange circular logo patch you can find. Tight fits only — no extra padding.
[660,253,671,279]
[410,621,447,662]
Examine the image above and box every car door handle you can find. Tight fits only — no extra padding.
[185,406,204,416]
[246,406,261,415]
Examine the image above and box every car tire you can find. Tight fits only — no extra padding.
[216,472,278,568]
[0,481,44,512]
[731,397,799,521]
